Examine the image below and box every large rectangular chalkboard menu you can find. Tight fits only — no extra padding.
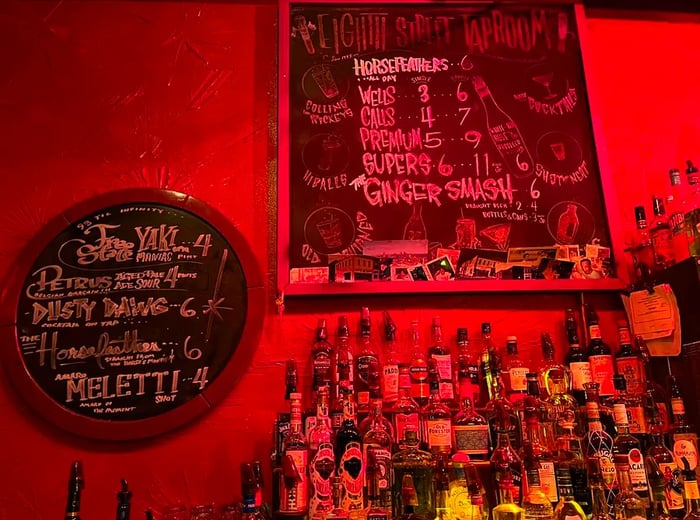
[278,1,624,294]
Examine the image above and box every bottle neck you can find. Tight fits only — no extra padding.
[590,485,608,515]
[585,401,603,431]
[617,466,633,492]
[499,485,515,506]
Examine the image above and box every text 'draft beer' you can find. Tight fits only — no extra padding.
[286,3,614,285]
[16,203,248,421]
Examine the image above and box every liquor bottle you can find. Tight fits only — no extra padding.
[331,363,353,435]
[242,462,261,514]
[409,320,430,407]
[383,311,401,406]
[633,206,655,283]
[480,322,501,404]
[453,372,490,461]
[252,460,264,509]
[366,447,391,520]
[362,397,393,501]
[650,196,676,269]
[636,336,671,434]
[553,468,586,520]
[359,394,394,439]
[434,454,453,520]
[584,382,618,513]
[521,447,555,520]
[145,510,154,520]
[491,405,524,504]
[242,481,266,520]
[492,471,526,520]
[472,74,534,175]
[669,375,699,467]
[356,307,379,412]
[521,405,559,504]
[334,388,364,519]
[520,373,555,453]
[280,392,309,515]
[682,470,700,520]
[116,479,132,520]
[615,322,645,397]
[485,358,522,451]
[393,367,421,450]
[614,454,649,520]
[685,160,700,257]
[547,368,583,438]
[667,168,690,263]
[614,373,650,450]
[428,316,455,405]
[392,428,435,519]
[647,418,685,519]
[564,309,591,406]
[555,421,590,515]
[403,201,427,241]
[422,359,453,455]
[503,336,529,405]
[538,332,570,399]
[449,453,489,520]
[326,476,350,520]
[308,387,336,520]
[335,315,354,397]
[312,319,334,402]
[396,474,428,520]
[456,327,481,406]
[590,458,617,520]
[65,461,84,520]
[611,377,652,512]
[586,305,616,398]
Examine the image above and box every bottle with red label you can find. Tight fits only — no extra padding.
[565,308,592,406]
[421,359,453,455]
[393,366,421,450]
[279,392,309,515]
[646,416,685,519]
[503,336,529,405]
[455,327,481,407]
[586,305,615,398]
[382,311,400,406]
[615,322,645,397]
[355,307,379,413]
[409,320,430,407]
[427,316,455,406]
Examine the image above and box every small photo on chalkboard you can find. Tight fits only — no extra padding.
[279,0,623,294]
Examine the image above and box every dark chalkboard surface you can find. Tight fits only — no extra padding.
[280,1,621,293]
[1,190,264,439]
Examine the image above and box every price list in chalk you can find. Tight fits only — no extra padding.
[287,4,611,271]
[15,203,248,421]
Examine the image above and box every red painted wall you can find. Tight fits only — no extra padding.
[0,2,696,518]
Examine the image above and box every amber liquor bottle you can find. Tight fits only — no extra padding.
[503,336,529,405]
[455,327,481,406]
[311,319,333,400]
[564,308,591,406]
[279,392,309,515]
[409,320,430,407]
[427,316,455,405]
[584,382,618,513]
[382,311,400,406]
[356,307,379,412]
[64,461,84,520]
[421,359,453,455]
[586,305,615,398]
[615,322,645,397]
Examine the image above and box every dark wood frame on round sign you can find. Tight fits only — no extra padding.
[0,189,265,441]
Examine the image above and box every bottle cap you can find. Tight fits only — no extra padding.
[506,335,517,343]
[457,327,468,342]
[652,196,665,215]
[481,322,491,334]
[432,315,442,326]
[613,375,626,391]
[670,168,682,185]
[687,160,698,174]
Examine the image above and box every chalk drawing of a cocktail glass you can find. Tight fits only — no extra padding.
[318,135,342,172]
[532,72,558,101]
[310,64,340,99]
[550,142,566,161]
[316,212,343,249]
[556,204,579,243]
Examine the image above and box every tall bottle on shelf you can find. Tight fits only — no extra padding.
[308,386,336,520]
[635,336,670,434]
[538,332,570,399]
[682,469,700,520]
[503,336,529,405]
[334,384,364,519]
[312,318,333,406]
[614,454,649,520]
[492,470,526,520]
[590,457,616,520]
[279,392,309,516]
[480,322,501,405]
[362,396,393,505]
[409,320,430,408]
[422,359,453,455]
[393,366,421,450]
[555,418,590,515]
[586,305,615,398]
[455,327,481,406]
[428,316,455,406]
[564,308,591,406]
[116,479,132,520]
[434,454,453,520]
[667,168,690,263]
[646,417,685,520]
[615,322,645,397]
[382,311,400,407]
[650,195,676,270]
[521,402,559,505]
[452,366,490,461]
[491,403,524,505]
[669,375,699,468]
[521,444,555,520]
[396,474,428,520]
[366,447,391,520]
[391,428,435,519]
[356,307,379,413]
[334,315,354,401]
[64,461,84,520]
[584,381,618,513]
[684,160,700,257]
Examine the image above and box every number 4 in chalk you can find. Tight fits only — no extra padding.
[192,367,209,390]
[194,233,212,256]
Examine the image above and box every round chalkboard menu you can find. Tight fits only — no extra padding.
[0,190,264,440]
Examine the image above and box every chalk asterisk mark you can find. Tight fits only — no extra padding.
[202,297,233,320]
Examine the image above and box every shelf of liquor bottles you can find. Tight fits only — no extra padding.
[268,305,699,520]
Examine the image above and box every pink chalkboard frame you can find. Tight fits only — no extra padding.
[277,0,626,296]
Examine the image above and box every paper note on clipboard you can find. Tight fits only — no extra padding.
[621,284,682,356]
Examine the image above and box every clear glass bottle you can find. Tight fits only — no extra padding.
[396,474,428,520]
[308,387,336,520]
[503,336,529,405]
[614,454,648,520]
[359,395,394,439]
[326,476,350,520]
[409,320,430,408]
[449,453,489,520]
[492,472,526,520]
[682,470,700,520]
[547,368,584,438]
[614,373,650,450]
[491,406,524,505]
[650,195,676,269]
[366,447,391,520]
[538,332,570,399]
[362,397,393,502]
[334,315,354,401]
[521,405,559,504]
[552,444,587,520]
[556,419,590,514]
[434,453,453,520]
[392,428,435,519]
[585,382,618,513]
[453,373,490,461]
[421,359,453,455]
[485,364,522,452]
[669,375,699,468]
[393,367,421,451]
[428,316,455,405]
[647,417,685,519]
[667,168,690,263]
[590,457,617,520]
[636,336,671,435]
[521,455,554,520]
[480,322,501,405]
